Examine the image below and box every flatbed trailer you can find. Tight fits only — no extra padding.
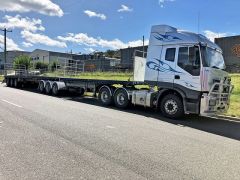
[4,74,149,109]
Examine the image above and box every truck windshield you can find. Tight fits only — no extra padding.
[201,47,226,70]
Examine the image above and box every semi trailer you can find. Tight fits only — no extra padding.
[4,25,233,119]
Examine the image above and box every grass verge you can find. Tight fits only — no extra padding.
[0,75,3,82]
[225,74,240,118]
[44,71,134,81]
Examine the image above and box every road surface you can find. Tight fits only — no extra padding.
[0,84,239,180]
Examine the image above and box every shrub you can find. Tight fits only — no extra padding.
[35,61,49,70]
[14,55,31,70]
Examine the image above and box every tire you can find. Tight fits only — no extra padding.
[39,81,45,93]
[160,94,184,119]
[10,79,14,87]
[52,83,59,96]
[79,88,85,96]
[6,79,10,87]
[13,79,18,88]
[98,86,113,106]
[114,88,129,109]
[45,81,52,94]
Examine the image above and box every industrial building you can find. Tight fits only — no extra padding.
[72,54,120,71]
[215,36,240,73]
[120,46,148,69]
[31,49,76,65]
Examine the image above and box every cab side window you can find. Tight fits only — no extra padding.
[178,46,200,76]
[165,48,176,62]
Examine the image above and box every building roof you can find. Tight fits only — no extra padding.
[32,49,80,56]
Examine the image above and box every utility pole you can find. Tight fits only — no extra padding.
[1,28,12,72]
[142,35,145,58]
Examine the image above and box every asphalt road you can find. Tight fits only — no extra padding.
[0,84,240,180]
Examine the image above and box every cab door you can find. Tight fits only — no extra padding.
[174,45,201,91]
[157,46,178,85]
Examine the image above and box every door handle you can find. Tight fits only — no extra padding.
[175,75,180,79]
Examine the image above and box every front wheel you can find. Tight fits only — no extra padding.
[160,94,184,119]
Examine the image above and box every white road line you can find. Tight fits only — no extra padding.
[1,99,23,108]
[106,125,116,129]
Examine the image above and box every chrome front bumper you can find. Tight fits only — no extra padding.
[200,83,234,116]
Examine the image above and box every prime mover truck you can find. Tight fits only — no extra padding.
[4,25,234,119]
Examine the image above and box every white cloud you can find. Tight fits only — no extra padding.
[0,35,22,51]
[84,10,106,20]
[58,33,149,50]
[203,30,228,42]
[118,5,133,12]
[0,15,45,32]
[84,48,96,53]
[21,30,67,48]
[159,0,175,8]
[0,0,63,17]
[22,41,33,48]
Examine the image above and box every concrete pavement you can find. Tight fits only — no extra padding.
[0,84,240,180]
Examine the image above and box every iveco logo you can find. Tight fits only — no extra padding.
[231,44,240,57]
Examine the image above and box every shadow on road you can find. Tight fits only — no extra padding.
[62,95,240,141]
[6,86,240,141]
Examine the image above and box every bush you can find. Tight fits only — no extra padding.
[35,61,49,70]
[14,55,31,70]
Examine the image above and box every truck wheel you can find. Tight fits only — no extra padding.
[10,79,14,87]
[52,83,59,96]
[98,86,113,106]
[160,94,184,119]
[13,79,18,88]
[45,81,52,94]
[79,88,85,96]
[6,79,10,87]
[39,81,45,93]
[114,88,129,109]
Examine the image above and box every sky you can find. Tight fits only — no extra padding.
[0,0,239,54]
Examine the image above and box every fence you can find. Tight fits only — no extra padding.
[2,63,27,76]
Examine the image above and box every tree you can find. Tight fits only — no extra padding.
[14,55,31,70]
[105,50,115,58]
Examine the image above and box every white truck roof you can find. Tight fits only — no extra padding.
[150,25,221,51]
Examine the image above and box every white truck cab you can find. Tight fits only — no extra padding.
[133,25,233,118]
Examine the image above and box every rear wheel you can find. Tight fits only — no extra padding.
[52,83,59,96]
[39,81,45,93]
[6,79,10,87]
[45,81,52,94]
[98,86,113,106]
[10,79,14,87]
[13,79,18,88]
[160,94,184,119]
[114,88,129,109]
[78,88,85,96]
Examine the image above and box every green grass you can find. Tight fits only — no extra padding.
[44,71,134,81]
[225,74,240,118]
[0,75,3,82]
